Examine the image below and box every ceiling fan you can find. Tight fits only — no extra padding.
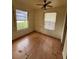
[36,0,53,10]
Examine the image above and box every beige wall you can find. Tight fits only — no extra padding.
[13,1,66,40]
[12,3,35,40]
[34,6,66,40]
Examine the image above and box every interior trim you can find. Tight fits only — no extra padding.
[61,15,67,51]
[35,31,61,41]
[12,31,36,43]
[12,31,61,43]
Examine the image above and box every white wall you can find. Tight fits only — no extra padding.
[12,3,35,40]
[34,6,66,40]
[12,0,66,40]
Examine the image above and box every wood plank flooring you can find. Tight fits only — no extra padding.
[12,32,63,59]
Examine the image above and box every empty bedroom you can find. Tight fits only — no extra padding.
[12,0,67,59]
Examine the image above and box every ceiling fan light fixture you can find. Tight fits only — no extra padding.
[36,0,52,10]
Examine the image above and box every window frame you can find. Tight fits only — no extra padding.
[44,12,57,30]
[16,9,29,31]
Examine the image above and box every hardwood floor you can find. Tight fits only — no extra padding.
[12,32,63,59]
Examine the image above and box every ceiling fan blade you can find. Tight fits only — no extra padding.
[41,6,47,10]
[47,5,53,7]
[36,4,44,6]
[46,1,52,5]
[41,6,44,9]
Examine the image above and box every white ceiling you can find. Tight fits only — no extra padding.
[13,0,67,9]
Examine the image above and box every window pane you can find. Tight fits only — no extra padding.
[17,21,28,30]
[16,9,28,21]
[44,13,57,30]
[16,9,28,30]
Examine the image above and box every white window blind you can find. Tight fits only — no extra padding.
[16,9,28,30]
[44,13,57,30]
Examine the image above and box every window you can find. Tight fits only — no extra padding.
[44,13,57,30]
[16,9,28,30]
